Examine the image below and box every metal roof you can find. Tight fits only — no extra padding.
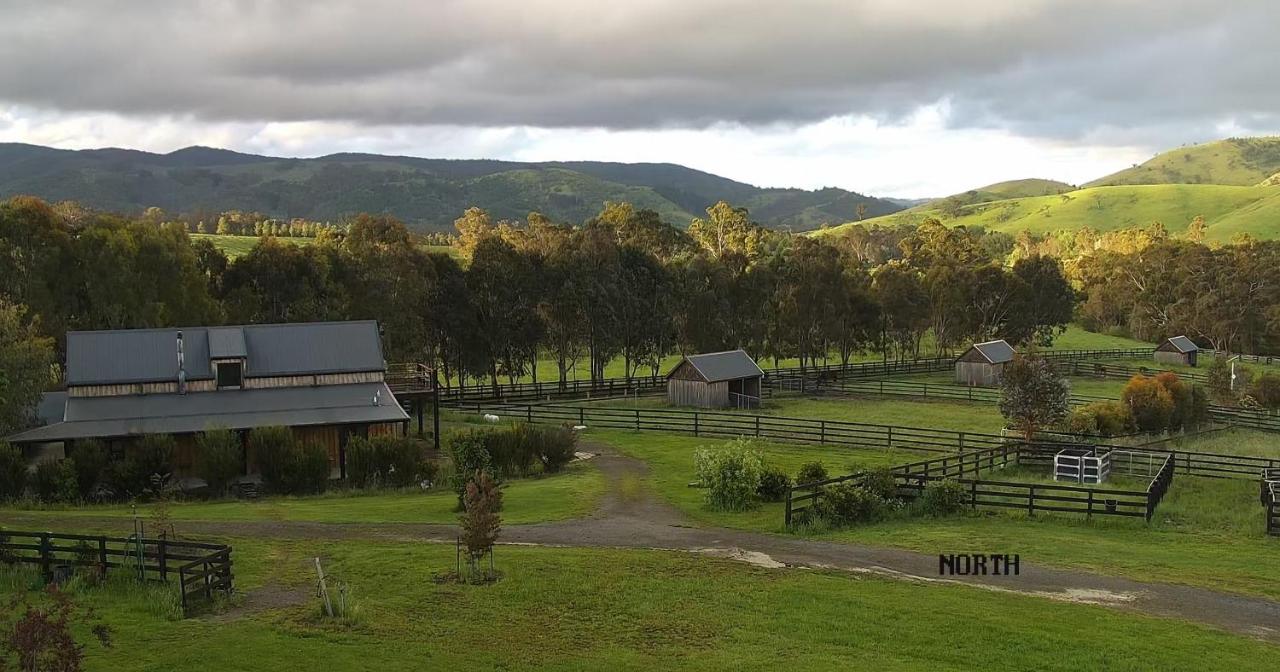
[4,382,407,444]
[669,349,764,383]
[66,320,385,386]
[207,327,247,359]
[36,392,67,425]
[1162,336,1199,353]
[968,340,1016,364]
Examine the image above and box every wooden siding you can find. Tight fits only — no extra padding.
[957,347,990,364]
[368,422,402,439]
[955,361,1002,387]
[1154,350,1195,367]
[667,360,705,382]
[68,370,384,398]
[667,379,729,408]
[293,425,343,478]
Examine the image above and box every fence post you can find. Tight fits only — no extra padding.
[887,426,893,449]
[579,407,585,427]
[635,408,640,431]
[820,420,826,445]
[98,538,108,577]
[158,538,168,582]
[970,480,977,509]
[694,413,699,437]
[755,415,760,437]
[39,532,51,582]
[1087,490,1094,519]
[784,489,793,527]
[1028,487,1035,517]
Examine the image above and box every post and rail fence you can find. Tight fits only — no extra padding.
[0,530,233,616]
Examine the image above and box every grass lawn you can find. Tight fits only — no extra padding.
[593,429,1280,599]
[1,539,1273,671]
[194,234,461,260]
[3,461,604,526]
[1161,427,1280,458]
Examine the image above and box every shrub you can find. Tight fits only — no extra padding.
[999,355,1071,441]
[1187,385,1210,429]
[345,435,377,486]
[1066,400,1133,437]
[31,459,78,503]
[756,465,792,502]
[251,427,329,495]
[195,429,242,497]
[815,482,884,525]
[534,425,577,473]
[448,430,495,502]
[374,437,425,488]
[106,434,174,498]
[251,426,298,493]
[459,470,503,582]
[693,439,765,512]
[68,439,108,499]
[1250,373,1280,410]
[0,442,27,501]
[1121,375,1174,433]
[488,424,539,477]
[919,479,967,516]
[1205,357,1234,403]
[861,468,899,501]
[796,461,828,485]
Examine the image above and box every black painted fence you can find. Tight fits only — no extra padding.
[0,530,233,616]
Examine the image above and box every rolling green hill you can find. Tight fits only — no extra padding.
[1086,137,1280,187]
[0,143,901,232]
[819,183,1280,243]
[913,178,1075,214]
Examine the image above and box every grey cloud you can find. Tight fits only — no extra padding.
[1,0,1277,141]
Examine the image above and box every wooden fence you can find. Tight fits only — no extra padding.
[1064,361,1209,384]
[784,445,1173,526]
[455,401,1068,456]
[0,530,233,616]
[1263,469,1280,537]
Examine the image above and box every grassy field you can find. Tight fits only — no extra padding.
[592,427,1280,599]
[4,460,604,526]
[1086,137,1280,188]
[820,184,1280,242]
[1,539,1274,671]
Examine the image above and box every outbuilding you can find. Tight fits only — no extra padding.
[1154,336,1199,367]
[666,350,764,409]
[954,340,1015,387]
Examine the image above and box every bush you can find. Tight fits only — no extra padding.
[532,425,578,474]
[31,459,77,503]
[796,461,828,485]
[919,479,967,516]
[347,436,424,488]
[448,430,495,502]
[0,442,27,501]
[68,439,108,499]
[756,465,792,502]
[106,434,174,498]
[1250,373,1280,410]
[251,427,329,495]
[1066,400,1134,437]
[692,439,764,512]
[861,468,898,501]
[488,424,539,478]
[1205,357,1234,403]
[195,429,243,497]
[1121,375,1174,433]
[815,482,884,525]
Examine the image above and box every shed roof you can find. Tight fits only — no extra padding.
[964,340,1016,364]
[66,320,385,386]
[668,350,764,383]
[1160,336,1199,353]
[4,382,407,444]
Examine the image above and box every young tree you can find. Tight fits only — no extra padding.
[0,300,56,436]
[998,355,1071,441]
[459,470,502,581]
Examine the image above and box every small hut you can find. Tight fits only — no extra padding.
[666,350,764,409]
[1154,336,1199,367]
[955,340,1015,387]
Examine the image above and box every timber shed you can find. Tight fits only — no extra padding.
[1155,336,1199,367]
[955,340,1015,387]
[666,350,764,409]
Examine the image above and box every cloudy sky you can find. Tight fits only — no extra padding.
[1,0,1277,197]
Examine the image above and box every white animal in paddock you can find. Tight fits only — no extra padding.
[483,413,500,423]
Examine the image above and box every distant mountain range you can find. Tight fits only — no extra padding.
[0,143,903,231]
[818,137,1280,243]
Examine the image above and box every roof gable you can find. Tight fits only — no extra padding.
[668,349,763,383]
[66,320,385,386]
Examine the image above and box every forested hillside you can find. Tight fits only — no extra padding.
[0,143,901,232]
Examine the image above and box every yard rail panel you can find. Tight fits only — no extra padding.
[0,530,232,616]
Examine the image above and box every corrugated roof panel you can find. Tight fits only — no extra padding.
[6,382,407,443]
[674,350,764,383]
[972,340,1015,364]
[67,329,211,385]
[207,327,247,359]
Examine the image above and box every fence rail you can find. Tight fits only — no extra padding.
[1263,469,1280,537]
[457,401,1071,457]
[0,530,233,616]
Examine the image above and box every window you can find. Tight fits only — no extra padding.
[216,361,244,389]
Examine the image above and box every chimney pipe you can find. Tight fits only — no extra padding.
[177,330,187,395]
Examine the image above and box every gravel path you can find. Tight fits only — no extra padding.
[7,443,1278,642]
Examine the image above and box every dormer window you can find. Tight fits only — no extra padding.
[216,361,244,389]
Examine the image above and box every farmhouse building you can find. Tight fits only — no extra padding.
[3,320,409,480]
[1154,335,1199,367]
[954,340,1015,387]
[666,350,764,409]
